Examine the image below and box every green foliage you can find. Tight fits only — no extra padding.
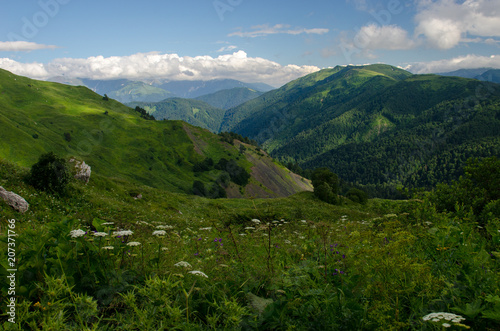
[432,157,500,222]
[346,188,368,204]
[218,131,259,147]
[26,152,70,195]
[134,106,156,120]
[311,167,339,204]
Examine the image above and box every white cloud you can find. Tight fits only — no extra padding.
[353,24,418,50]
[405,54,500,73]
[229,24,329,38]
[0,41,59,52]
[415,0,500,49]
[217,45,238,52]
[0,51,320,86]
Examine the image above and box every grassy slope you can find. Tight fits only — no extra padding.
[129,98,226,133]
[0,69,310,198]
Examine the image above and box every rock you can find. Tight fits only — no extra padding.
[69,158,91,184]
[0,186,29,213]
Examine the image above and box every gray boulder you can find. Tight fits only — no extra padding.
[0,186,29,213]
[69,158,91,184]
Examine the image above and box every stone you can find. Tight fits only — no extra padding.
[69,158,91,184]
[0,186,29,213]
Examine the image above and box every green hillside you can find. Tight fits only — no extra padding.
[0,69,310,197]
[108,81,175,103]
[129,98,226,133]
[222,64,500,195]
[195,87,263,110]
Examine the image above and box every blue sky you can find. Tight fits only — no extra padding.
[1,0,499,86]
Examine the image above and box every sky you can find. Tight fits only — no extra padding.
[0,0,499,87]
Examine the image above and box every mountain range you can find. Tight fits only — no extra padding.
[48,76,274,104]
[0,68,311,198]
[7,63,500,199]
[221,64,500,196]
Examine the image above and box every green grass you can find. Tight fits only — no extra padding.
[0,69,308,198]
[1,157,499,330]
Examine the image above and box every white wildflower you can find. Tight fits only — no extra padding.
[156,225,173,230]
[174,261,192,268]
[113,230,133,237]
[199,227,212,231]
[102,246,114,250]
[284,240,291,244]
[251,219,261,224]
[102,222,114,225]
[152,230,167,236]
[127,241,141,247]
[239,233,247,236]
[69,229,86,238]
[245,227,255,230]
[301,220,307,223]
[161,247,169,251]
[93,232,108,237]
[442,323,451,328]
[188,270,208,278]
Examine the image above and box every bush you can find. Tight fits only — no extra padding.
[346,188,368,204]
[26,152,70,195]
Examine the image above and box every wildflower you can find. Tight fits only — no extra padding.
[93,232,108,237]
[102,246,114,250]
[301,220,307,223]
[251,219,261,224]
[161,247,168,251]
[156,225,174,230]
[113,230,133,237]
[284,240,291,244]
[174,261,192,268]
[442,323,451,328]
[126,241,141,247]
[188,270,208,278]
[102,222,114,225]
[245,227,255,230]
[239,233,247,236]
[152,230,166,236]
[69,229,86,238]
[199,227,212,231]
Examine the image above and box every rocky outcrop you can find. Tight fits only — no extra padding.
[0,186,29,213]
[69,158,91,184]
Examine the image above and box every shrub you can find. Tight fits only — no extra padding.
[346,188,368,204]
[26,152,70,195]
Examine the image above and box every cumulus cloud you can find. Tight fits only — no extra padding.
[0,51,320,86]
[405,54,500,73]
[229,24,329,38]
[353,24,418,50]
[0,41,59,52]
[415,0,500,49]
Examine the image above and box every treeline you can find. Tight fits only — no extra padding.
[134,106,156,120]
[218,132,259,147]
[191,157,251,199]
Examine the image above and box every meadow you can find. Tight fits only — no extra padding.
[0,157,499,330]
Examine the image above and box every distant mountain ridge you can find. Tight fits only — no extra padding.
[438,68,500,84]
[48,76,275,104]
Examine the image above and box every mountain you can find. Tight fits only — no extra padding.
[476,69,500,84]
[0,68,311,198]
[106,81,175,103]
[222,64,500,195]
[437,68,492,79]
[195,87,264,110]
[129,98,226,133]
[155,79,275,98]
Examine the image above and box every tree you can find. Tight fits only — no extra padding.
[346,188,368,204]
[27,152,70,195]
[192,180,206,197]
[311,167,339,204]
